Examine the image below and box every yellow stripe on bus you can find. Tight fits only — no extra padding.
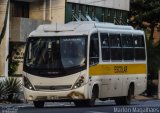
[89,64,147,76]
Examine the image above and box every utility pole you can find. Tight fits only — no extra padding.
[158,25,160,99]
[158,70,160,99]
[50,0,52,20]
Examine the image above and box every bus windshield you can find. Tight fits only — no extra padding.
[24,36,87,76]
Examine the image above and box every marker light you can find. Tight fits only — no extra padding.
[72,75,85,89]
[23,76,35,90]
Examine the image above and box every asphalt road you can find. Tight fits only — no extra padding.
[1,99,160,113]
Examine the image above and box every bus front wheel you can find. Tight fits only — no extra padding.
[74,93,96,107]
[74,86,97,107]
[85,85,98,107]
[33,101,45,108]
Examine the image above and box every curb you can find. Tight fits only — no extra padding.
[134,95,157,101]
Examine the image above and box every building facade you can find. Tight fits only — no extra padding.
[0,0,9,77]
[1,0,130,77]
[65,0,129,24]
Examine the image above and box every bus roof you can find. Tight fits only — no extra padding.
[29,21,144,37]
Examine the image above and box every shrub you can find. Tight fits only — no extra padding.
[2,77,21,102]
[0,81,6,100]
[8,60,19,76]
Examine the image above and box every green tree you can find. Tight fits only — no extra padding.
[130,0,160,79]
[130,0,160,40]
[8,43,19,76]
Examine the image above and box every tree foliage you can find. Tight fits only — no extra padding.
[8,43,19,76]
[0,78,21,102]
[130,0,160,38]
[130,0,160,79]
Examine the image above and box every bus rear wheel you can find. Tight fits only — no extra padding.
[115,85,134,105]
[33,101,44,108]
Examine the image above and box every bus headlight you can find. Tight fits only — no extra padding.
[23,76,35,90]
[72,76,85,89]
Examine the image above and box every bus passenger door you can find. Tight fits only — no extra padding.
[89,33,99,66]
[89,33,100,97]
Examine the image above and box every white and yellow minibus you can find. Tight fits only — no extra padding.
[23,21,147,108]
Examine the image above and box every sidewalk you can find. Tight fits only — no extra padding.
[135,95,157,101]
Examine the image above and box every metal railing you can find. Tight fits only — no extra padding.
[72,11,99,22]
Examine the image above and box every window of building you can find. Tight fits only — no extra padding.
[102,8,105,22]
[89,33,99,65]
[114,10,117,18]
[92,7,96,17]
[72,3,76,13]
[11,1,29,18]
[71,3,77,21]
[108,9,111,17]
[79,4,82,13]
[121,34,134,60]
[120,11,123,18]
[110,34,122,61]
[134,35,145,60]
[86,5,89,15]
[101,33,110,61]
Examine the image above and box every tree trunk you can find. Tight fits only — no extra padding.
[149,24,156,42]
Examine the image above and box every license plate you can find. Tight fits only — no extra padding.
[51,96,59,100]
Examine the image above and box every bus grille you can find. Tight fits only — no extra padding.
[34,85,72,91]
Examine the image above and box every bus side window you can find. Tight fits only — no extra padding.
[134,35,145,60]
[89,33,99,65]
[121,34,134,60]
[100,33,110,61]
[110,34,122,61]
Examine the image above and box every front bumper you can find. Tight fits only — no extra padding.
[23,84,89,101]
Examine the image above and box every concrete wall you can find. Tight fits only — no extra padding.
[50,0,65,24]
[67,0,130,11]
[0,0,9,77]
[29,0,65,24]
[29,0,44,20]
[10,17,50,42]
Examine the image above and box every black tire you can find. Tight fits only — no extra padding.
[123,87,132,105]
[115,85,133,105]
[85,86,97,107]
[74,98,95,107]
[33,101,45,108]
[74,101,85,107]
[74,87,97,107]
